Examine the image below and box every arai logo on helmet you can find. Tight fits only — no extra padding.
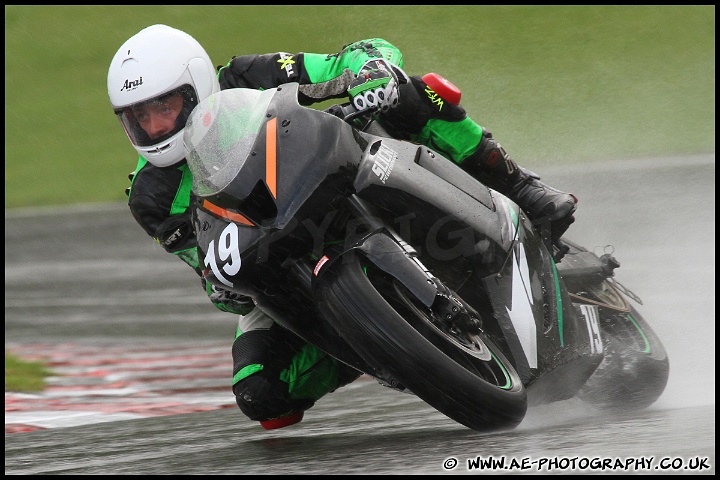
[120,77,143,92]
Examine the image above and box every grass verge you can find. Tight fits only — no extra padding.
[5,351,55,393]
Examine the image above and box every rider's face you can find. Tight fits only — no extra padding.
[132,93,184,140]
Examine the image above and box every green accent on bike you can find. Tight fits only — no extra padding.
[628,313,652,353]
[490,350,513,390]
[508,204,519,229]
[551,259,564,347]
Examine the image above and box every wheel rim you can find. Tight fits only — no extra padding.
[366,266,514,390]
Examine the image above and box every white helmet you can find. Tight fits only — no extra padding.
[107,24,220,167]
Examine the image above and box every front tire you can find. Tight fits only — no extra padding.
[316,256,527,432]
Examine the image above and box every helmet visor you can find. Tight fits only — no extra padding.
[114,85,198,148]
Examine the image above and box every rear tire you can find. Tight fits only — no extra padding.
[317,256,527,432]
[577,304,669,411]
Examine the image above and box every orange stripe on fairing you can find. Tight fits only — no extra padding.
[266,117,277,198]
[202,199,254,226]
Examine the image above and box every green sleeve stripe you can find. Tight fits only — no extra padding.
[170,163,194,216]
[233,364,263,385]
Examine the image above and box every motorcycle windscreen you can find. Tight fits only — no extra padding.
[185,84,359,229]
[184,88,274,198]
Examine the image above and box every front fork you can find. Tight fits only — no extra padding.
[343,194,482,333]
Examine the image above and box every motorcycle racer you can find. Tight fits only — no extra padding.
[107,24,577,429]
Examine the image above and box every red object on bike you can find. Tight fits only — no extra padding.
[259,411,304,430]
[421,73,462,105]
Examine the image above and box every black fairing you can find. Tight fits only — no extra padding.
[185,83,602,403]
[187,85,365,296]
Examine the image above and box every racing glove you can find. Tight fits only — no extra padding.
[347,59,405,113]
[152,211,196,254]
[202,277,256,315]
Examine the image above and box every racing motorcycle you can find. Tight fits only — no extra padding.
[184,81,669,432]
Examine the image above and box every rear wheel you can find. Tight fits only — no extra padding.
[577,299,669,411]
[317,256,527,432]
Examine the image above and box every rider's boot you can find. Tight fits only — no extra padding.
[458,132,578,242]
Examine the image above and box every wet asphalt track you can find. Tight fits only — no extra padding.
[5,155,716,474]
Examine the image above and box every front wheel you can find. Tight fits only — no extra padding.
[316,256,527,432]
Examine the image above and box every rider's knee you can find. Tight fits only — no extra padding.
[233,373,315,421]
